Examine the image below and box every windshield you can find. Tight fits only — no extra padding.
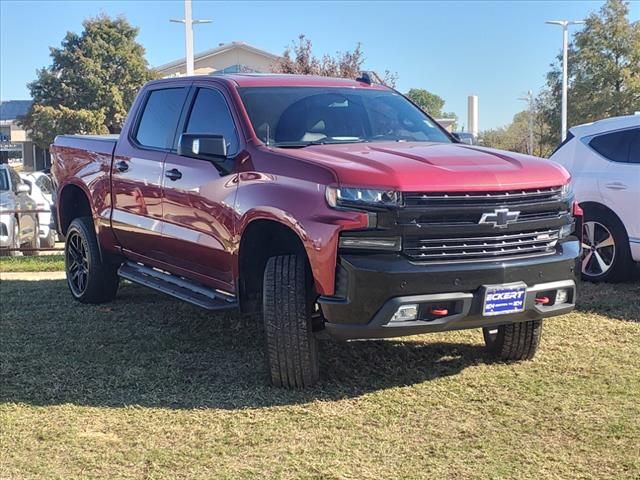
[238,87,452,147]
[0,169,9,191]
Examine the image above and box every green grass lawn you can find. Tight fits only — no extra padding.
[0,254,65,272]
[1,278,639,479]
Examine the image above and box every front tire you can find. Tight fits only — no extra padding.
[581,208,632,282]
[483,319,542,361]
[41,228,56,249]
[263,254,319,389]
[65,216,119,304]
[22,220,40,256]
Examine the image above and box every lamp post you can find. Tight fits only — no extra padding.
[518,90,534,155]
[545,20,585,141]
[171,0,211,76]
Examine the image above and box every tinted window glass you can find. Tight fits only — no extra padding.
[8,168,21,193]
[0,169,9,191]
[627,128,640,164]
[238,87,452,146]
[136,88,187,150]
[550,131,574,157]
[36,175,53,194]
[589,130,633,163]
[184,88,238,155]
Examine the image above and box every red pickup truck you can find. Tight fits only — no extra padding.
[51,74,581,388]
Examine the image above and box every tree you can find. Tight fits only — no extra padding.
[21,15,155,148]
[272,35,398,87]
[480,109,552,156]
[405,88,458,128]
[405,89,445,116]
[541,0,639,147]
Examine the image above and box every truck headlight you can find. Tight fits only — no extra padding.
[326,186,400,209]
[560,181,573,199]
[339,235,402,251]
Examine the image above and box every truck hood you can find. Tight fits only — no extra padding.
[277,142,570,191]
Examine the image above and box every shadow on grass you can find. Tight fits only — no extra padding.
[576,273,640,322]
[0,280,492,409]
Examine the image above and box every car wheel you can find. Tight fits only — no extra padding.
[581,209,633,282]
[65,216,119,303]
[41,229,56,249]
[7,221,20,257]
[483,319,542,361]
[22,220,40,256]
[263,254,319,388]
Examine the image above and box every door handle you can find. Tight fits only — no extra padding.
[605,182,627,191]
[115,161,129,172]
[165,168,182,181]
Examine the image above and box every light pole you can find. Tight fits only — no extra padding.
[518,90,534,155]
[171,0,211,76]
[545,20,585,141]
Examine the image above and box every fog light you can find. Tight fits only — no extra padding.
[555,288,569,305]
[559,223,574,239]
[390,304,418,323]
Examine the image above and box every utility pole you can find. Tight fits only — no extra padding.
[171,0,211,76]
[518,90,534,155]
[545,20,585,141]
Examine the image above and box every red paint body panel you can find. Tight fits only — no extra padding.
[51,75,571,298]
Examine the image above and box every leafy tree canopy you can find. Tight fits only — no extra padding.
[272,35,398,87]
[405,89,445,117]
[541,0,639,146]
[21,15,155,147]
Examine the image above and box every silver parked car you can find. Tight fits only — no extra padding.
[19,171,57,248]
[0,164,40,256]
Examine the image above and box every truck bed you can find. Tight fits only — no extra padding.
[54,134,119,156]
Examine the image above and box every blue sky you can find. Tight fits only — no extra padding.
[1,0,638,130]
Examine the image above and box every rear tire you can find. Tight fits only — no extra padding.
[65,216,119,304]
[22,220,40,256]
[7,221,20,257]
[483,319,542,361]
[263,254,319,389]
[41,228,56,249]
[581,208,633,282]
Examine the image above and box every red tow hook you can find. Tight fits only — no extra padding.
[535,296,551,305]
[430,308,449,316]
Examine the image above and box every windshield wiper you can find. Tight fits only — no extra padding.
[273,138,367,148]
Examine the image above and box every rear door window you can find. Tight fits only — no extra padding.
[36,175,53,195]
[588,129,634,163]
[135,88,188,150]
[626,128,639,164]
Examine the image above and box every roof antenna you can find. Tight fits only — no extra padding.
[356,71,372,85]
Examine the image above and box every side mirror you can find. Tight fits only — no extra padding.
[17,183,31,195]
[178,133,227,162]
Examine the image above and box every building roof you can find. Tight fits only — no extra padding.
[0,100,32,121]
[155,41,280,72]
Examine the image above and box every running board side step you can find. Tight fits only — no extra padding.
[118,262,238,311]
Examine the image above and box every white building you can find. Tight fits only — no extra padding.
[155,41,280,77]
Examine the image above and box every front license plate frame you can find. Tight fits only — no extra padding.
[483,283,527,317]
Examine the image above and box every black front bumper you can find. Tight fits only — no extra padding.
[318,239,580,340]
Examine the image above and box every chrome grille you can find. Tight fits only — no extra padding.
[404,187,563,207]
[403,229,560,263]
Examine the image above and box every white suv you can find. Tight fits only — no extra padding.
[550,115,639,282]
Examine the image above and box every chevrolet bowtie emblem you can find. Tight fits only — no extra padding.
[479,208,520,228]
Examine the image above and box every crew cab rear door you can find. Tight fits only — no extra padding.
[111,81,190,261]
[158,83,241,291]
